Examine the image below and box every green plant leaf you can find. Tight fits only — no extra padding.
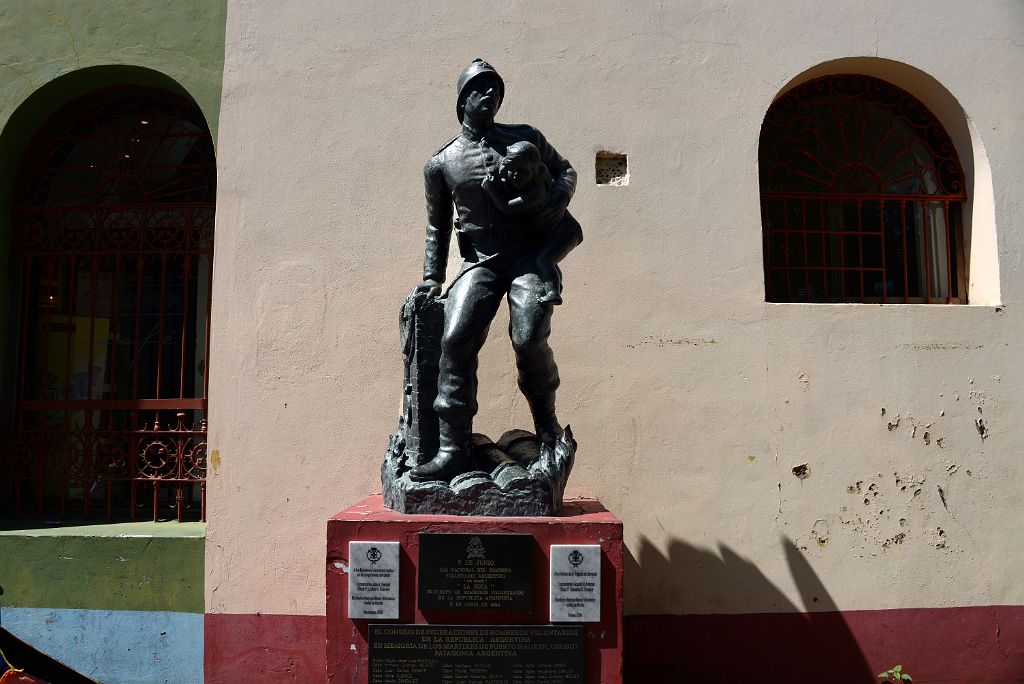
[893,666,902,672]
[902,676,912,681]
[878,674,889,680]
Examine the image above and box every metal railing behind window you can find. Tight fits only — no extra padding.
[762,193,963,303]
[759,75,967,304]
[6,410,206,522]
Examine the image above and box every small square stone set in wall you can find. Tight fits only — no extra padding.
[595,152,628,186]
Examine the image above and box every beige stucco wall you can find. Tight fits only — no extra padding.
[207,0,1024,617]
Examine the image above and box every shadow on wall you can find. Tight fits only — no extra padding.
[624,536,874,683]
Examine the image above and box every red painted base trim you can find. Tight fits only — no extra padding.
[204,605,1024,683]
[625,605,1024,684]
[204,613,325,683]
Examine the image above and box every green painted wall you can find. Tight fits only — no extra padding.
[0,1,227,138]
[0,0,227,422]
[0,522,205,612]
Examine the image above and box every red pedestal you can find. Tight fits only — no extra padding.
[326,495,623,683]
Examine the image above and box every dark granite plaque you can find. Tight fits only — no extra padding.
[368,624,585,684]
[418,533,533,612]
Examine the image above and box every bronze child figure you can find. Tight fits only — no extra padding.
[481,141,552,214]
[481,141,571,305]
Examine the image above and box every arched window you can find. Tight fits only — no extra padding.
[2,85,214,521]
[759,75,967,303]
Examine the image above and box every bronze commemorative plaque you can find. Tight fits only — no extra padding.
[417,533,534,612]
[368,624,585,684]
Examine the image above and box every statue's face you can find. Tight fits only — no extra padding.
[461,74,501,121]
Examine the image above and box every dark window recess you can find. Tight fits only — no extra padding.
[759,75,967,304]
[2,86,215,522]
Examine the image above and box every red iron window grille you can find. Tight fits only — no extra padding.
[759,75,967,304]
[2,86,215,522]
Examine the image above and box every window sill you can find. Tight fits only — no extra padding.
[0,520,205,538]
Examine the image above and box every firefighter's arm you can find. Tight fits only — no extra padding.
[529,129,576,229]
[421,157,453,293]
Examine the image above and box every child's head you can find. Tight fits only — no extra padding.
[500,141,543,190]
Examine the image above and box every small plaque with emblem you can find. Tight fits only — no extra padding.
[549,544,600,622]
[349,541,400,619]
[418,533,533,612]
